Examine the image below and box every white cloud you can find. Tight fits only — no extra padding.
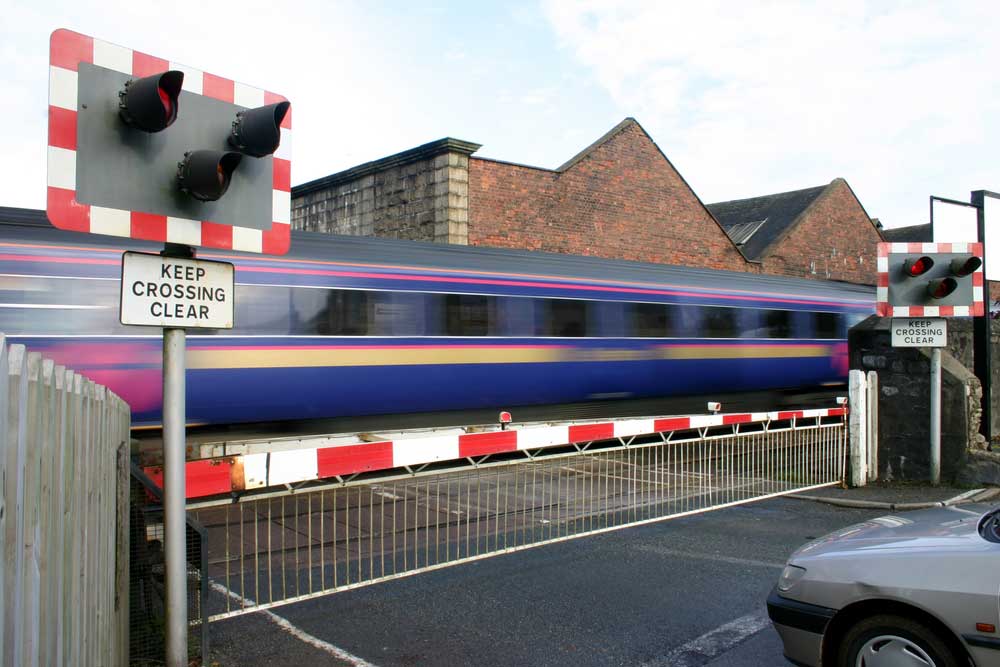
[541,0,1000,227]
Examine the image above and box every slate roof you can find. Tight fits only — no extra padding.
[706,184,829,261]
[880,223,931,242]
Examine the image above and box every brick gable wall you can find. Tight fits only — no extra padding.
[468,122,749,270]
[762,179,880,285]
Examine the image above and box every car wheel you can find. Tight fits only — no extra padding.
[838,614,959,667]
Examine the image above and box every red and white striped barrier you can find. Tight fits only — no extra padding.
[144,407,848,500]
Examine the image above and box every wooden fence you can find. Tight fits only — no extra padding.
[0,335,131,666]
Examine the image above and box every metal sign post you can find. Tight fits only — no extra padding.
[162,324,187,664]
[891,317,947,484]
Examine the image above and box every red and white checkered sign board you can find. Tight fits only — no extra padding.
[876,242,984,317]
[47,29,292,254]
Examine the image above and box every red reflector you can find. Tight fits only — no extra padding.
[977,622,996,633]
[498,411,512,423]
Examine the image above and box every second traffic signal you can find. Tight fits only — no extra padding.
[886,249,983,309]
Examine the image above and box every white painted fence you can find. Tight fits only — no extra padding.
[0,335,131,666]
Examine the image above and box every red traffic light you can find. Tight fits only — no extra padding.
[118,71,184,133]
[950,256,982,277]
[228,101,290,158]
[926,278,958,300]
[903,256,935,277]
[178,150,242,202]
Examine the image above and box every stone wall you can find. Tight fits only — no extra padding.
[849,316,1000,484]
[292,139,480,244]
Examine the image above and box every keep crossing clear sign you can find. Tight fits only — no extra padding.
[891,318,947,348]
[120,251,234,329]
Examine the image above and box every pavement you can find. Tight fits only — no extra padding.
[791,482,1000,510]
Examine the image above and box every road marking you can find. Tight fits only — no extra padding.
[210,581,379,667]
[643,611,772,667]
[631,543,785,570]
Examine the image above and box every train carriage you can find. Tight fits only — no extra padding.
[0,207,874,429]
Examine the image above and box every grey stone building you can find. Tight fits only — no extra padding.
[292,138,480,245]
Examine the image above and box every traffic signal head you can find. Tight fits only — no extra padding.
[229,101,291,157]
[118,71,184,132]
[47,29,292,254]
[178,151,242,201]
[877,243,985,316]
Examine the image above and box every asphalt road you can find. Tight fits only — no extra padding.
[209,496,886,667]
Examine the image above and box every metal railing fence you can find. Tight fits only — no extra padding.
[0,335,131,666]
[193,415,846,621]
[129,464,209,667]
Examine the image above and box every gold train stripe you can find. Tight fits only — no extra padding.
[658,345,831,360]
[186,344,833,369]
[187,347,564,369]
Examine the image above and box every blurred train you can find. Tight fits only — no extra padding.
[0,207,874,430]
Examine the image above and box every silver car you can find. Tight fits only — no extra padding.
[767,503,1000,666]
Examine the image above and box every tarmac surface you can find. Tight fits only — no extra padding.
[792,481,1000,509]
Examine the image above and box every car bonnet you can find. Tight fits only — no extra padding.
[790,504,996,560]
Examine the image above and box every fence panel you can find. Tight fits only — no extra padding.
[0,339,131,666]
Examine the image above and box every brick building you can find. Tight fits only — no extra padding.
[293,118,747,272]
[292,118,880,285]
[707,179,882,285]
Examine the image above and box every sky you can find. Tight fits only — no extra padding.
[2,0,998,229]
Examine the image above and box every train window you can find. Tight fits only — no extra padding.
[845,313,868,331]
[813,312,841,339]
[0,276,124,334]
[445,294,495,336]
[316,289,371,335]
[369,292,424,336]
[763,309,792,338]
[537,299,590,337]
[496,296,536,337]
[233,285,293,334]
[630,303,668,337]
[701,306,739,338]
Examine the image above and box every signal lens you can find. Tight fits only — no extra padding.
[905,256,935,277]
[927,278,958,299]
[158,86,176,125]
[178,150,242,202]
[119,70,184,133]
[950,256,982,277]
[228,101,291,157]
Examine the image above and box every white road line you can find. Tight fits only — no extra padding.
[643,611,772,667]
[631,543,785,570]
[210,581,379,667]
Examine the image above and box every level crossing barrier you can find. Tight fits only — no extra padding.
[175,406,848,621]
[0,334,131,666]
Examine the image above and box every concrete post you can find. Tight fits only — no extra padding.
[849,369,868,486]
